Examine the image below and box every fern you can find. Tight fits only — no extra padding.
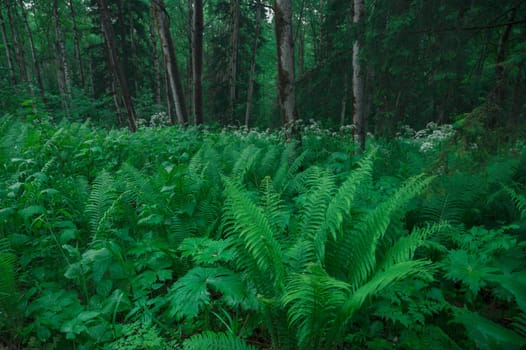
[85,171,120,239]
[324,147,376,240]
[343,175,434,288]
[183,331,257,350]
[283,265,350,349]
[0,239,17,316]
[222,177,285,293]
[505,186,526,219]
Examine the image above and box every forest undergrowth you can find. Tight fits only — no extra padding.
[1,114,525,349]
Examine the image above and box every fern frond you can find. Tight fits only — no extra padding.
[0,239,17,316]
[183,331,258,350]
[85,171,119,238]
[283,265,350,349]
[505,186,526,219]
[222,177,285,292]
[325,147,376,240]
[296,170,335,263]
[327,260,431,347]
[378,223,442,270]
[259,176,288,235]
[345,175,434,287]
[231,144,261,180]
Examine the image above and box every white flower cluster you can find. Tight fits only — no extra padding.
[137,112,171,128]
[398,122,455,153]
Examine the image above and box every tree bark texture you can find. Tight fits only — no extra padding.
[352,0,365,152]
[245,0,262,127]
[152,0,188,124]
[69,0,85,87]
[275,0,297,125]
[97,0,138,132]
[0,9,17,85]
[192,0,204,125]
[19,0,46,104]
[149,6,162,105]
[228,0,240,123]
[6,3,26,83]
[53,0,71,107]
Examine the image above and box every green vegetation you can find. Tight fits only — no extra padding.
[1,115,525,349]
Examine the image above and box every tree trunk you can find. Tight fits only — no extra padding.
[192,0,204,125]
[18,0,46,104]
[274,0,297,126]
[6,3,26,83]
[149,6,162,105]
[53,0,71,114]
[488,6,516,127]
[340,74,348,126]
[228,0,240,123]
[97,0,138,132]
[0,10,17,85]
[128,1,139,93]
[69,0,85,87]
[352,0,365,153]
[152,0,188,124]
[245,0,262,127]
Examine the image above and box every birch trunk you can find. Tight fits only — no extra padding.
[152,0,188,124]
[192,0,204,125]
[97,0,138,132]
[352,0,365,153]
[275,0,297,125]
[245,0,262,127]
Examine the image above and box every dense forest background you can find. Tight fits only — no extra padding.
[1,1,526,350]
[1,0,525,136]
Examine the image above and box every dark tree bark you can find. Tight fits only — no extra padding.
[0,9,17,85]
[149,6,162,105]
[488,6,517,127]
[192,0,204,125]
[69,0,85,87]
[245,0,262,127]
[274,0,298,126]
[6,3,26,83]
[53,0,71,114]
[352,0,365,153]
[18,0,46,104]
[228,0,241,123]
[97,0,138,132]
[152,0,188,124]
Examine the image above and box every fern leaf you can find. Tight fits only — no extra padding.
[345,175,433,287]
[505,186,526,219]
[452,308,526,350]
[85,171,119,238]
[183,331,258,350]
[327,260,430,347]
[283,265,350,349]
[378,223,442,270]
[231,144,261,180]
[0,239,17,316]
[325,147,376,240]
[223,177,285,292]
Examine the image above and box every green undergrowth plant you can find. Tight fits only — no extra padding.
[1,115,525,349]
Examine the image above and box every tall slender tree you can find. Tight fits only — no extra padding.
[245,0,262,127]
[352,0,365,152]
[97,0,138,132]
[192,0,204,125]
[152,0,188,124]
[0,9,17,85]
[275,0,297,126]
[228,0,241,122]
